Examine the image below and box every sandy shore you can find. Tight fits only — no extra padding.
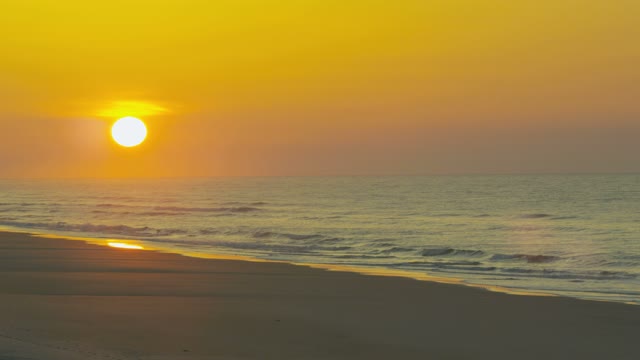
[0,231,638,359]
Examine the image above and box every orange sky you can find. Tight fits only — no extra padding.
[1,0,639,178]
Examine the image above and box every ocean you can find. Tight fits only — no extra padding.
[1,175,638,304]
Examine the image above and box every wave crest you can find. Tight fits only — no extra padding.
[0,220,185,237]
[491,253,559,263]
[154,206,261,213]
[519,213,553,219]
[421,248,484,257]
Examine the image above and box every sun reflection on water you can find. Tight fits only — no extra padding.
[108,242,144,250]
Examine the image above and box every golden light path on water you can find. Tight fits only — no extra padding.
[107,242,144,250]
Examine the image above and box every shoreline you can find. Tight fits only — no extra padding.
[5,226,634,305]
[6,226,559,301]
[1,230,639,359]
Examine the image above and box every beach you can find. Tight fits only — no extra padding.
[0,230,638,360]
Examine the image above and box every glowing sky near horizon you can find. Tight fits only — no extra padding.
[0,0,638,177]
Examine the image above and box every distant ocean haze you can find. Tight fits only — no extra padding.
[0,175,638,304]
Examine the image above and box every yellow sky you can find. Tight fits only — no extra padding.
[1,1,639,177]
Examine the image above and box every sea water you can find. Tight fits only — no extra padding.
[1,175,638,304]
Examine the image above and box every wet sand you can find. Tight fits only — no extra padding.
[0,231,638,359]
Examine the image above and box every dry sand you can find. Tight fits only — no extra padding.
[0,231,638,359]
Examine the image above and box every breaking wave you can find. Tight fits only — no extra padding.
[421,248,484,257]
[380,246,415,254]
[0,220,185,237]
[491,253,560,263]
[249,231,327,241]
[496,268,637,281]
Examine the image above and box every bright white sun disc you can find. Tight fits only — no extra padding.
[111,117,147,147]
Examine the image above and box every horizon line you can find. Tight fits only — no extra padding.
[1,171,639,181]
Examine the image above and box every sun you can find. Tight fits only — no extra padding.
[111,117,147,147]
